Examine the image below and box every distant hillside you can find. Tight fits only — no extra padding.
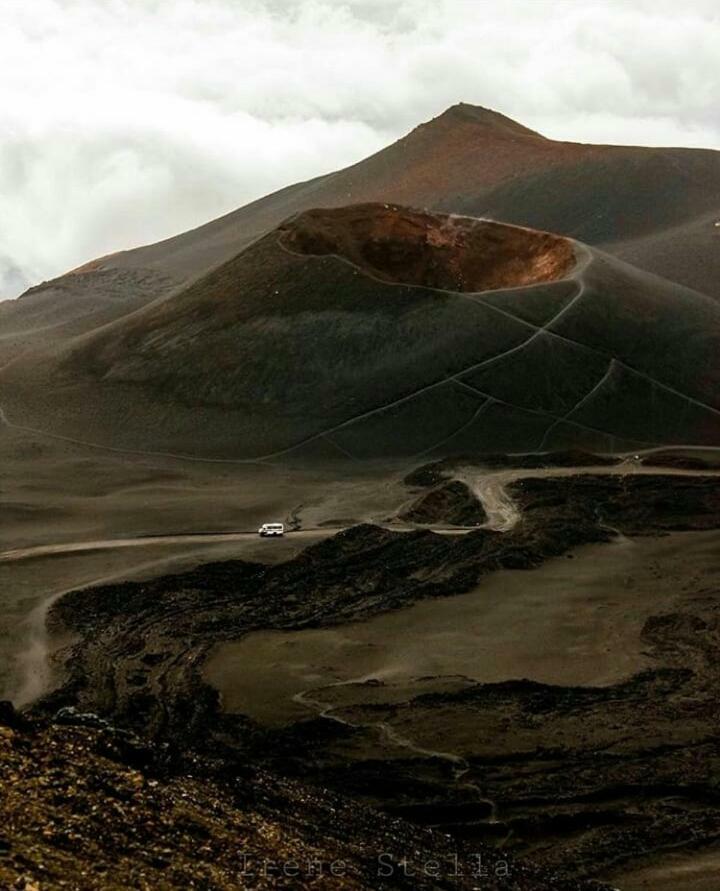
[3,204,719,460]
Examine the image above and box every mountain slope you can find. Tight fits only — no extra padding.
[2,103,719,374]
[3,204,719,460]
[0,266,178,371]
[100,103,720,299]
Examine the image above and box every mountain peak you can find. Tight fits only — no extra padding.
[426,102,545,139]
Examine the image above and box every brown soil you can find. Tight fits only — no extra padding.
[279,205,576,293]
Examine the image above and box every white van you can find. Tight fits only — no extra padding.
[258,522,284,537]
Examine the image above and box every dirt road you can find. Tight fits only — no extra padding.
[3,461,719,563]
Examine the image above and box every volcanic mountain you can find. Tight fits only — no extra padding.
[3,203,720,460]
[86,103,720,299]
[2,103,719,374]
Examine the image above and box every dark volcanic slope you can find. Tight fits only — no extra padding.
[2,103,719,372]
[4,204,720,459]
[0,265,179,370]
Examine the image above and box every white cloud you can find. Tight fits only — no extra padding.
[0,0,719,298]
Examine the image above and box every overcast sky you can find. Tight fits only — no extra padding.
[1,0,719,299]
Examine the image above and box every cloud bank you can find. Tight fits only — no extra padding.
[1,0,719,298]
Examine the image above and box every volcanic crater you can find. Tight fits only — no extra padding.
[279,204,577,293]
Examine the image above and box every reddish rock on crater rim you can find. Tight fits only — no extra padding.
[279,203,577,293]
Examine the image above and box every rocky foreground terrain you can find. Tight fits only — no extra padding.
[0,702,606,890]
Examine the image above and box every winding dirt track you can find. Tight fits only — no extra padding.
[460,461,720,532]
[0,530,326,565]
[3,461,719,566]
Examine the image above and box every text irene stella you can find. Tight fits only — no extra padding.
[236,853,511,880]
